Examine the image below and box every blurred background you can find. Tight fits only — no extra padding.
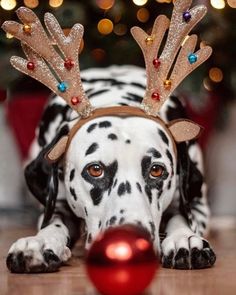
[0,0,236,228]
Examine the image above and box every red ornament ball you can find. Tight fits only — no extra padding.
[86,225,159,295]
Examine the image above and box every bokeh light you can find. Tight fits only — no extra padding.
[96,0,115,10]
[209,67,223,83]
[203,78,213,91]
[210,0,226,9]
[227,0,236,8]
[113,24,127,36]
[97,18,114,35]
[137,8,150,23]
[0,0,17,10]
[49,0,64,8]
[24,0,39,8]
[133,0,148,6]
[91,48,106,62]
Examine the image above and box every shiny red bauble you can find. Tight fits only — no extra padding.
[86,225,159,295]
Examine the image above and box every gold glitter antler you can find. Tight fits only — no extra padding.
[131,0,212,117]
[2,7,92,118]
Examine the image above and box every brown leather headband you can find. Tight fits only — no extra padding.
[64,106,178,157]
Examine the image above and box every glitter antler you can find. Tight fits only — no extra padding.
[131,0,212,117]
[2,7,92,117]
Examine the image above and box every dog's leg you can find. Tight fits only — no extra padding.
[161,214,216,269]
[6,200,81,273]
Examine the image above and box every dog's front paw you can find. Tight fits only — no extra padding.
[161,234,216,269]
[6,236,71,273]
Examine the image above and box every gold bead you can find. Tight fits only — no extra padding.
[164,79,172,90]
[145,36,154,45]
[23,24,32,34]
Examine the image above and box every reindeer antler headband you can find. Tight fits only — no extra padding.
[2,0,212,162]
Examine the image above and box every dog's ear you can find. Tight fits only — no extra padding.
[24,125,69,205]
[168,119,203,143]
[177,142,204,229]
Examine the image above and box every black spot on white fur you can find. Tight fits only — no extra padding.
[87,123,97,133]
[99,121,112,128]
[126,139,131,144]
[147,148,161,159]
[119,217,125,225]
[136,182,142,193]
[108,133,118,140]
[166,150,173,167]
[84,207,88,217]
[117,181,131,196]
[113,179,118,188]
[145,185,152,203]
[81,161,118,205]
[69,169,75,182]
[158,129,169,146]
[149,221,155,241]
[69,187,77,201]
[141,155,169,202]
[85,143,99,156]
[109,216,117,225]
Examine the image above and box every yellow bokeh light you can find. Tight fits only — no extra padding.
[133,0,148,6]
[227,0,236,8]
[97,18,114,35]
[24,0,39,9]
[1,0,17,10]
[96,0,115,10]
[209,67,223,83]
[210,0,225,9]
[137,8,150,23]
[49,0,64,8]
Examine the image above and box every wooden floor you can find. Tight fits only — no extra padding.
[1,226,236,295]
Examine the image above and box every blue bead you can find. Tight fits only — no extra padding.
[57,82,68,93]
[183,11,191,22]
[188,53,197,64]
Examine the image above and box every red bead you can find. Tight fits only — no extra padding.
[64,58,75,70]
[27,61,35,71]
[86,225,159,295]
[151,92,160,101]
[71,96,81,105]
[153,58,161,69]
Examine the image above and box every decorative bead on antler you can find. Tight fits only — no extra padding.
[1,7,93,118]
[131,0,212,116]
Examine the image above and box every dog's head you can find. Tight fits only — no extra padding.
[42,106,200,250]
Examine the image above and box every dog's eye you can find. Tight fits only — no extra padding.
[87,163,104,177]
[150,164,164,178]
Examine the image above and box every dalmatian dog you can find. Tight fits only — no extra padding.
[6,65,216,273]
